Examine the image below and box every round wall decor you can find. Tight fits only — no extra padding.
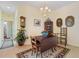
[56,18,62,27]
[65,16,74,27]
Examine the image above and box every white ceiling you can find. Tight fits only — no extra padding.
[0,1,77,15]
[0,5,16,15]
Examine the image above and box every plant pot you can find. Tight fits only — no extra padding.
[18,41,25,46]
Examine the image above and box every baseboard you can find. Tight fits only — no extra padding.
[67,43,79,48]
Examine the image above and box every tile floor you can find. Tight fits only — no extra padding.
[0,44,79,58]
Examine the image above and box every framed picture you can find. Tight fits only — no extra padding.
[65,16,74,27]
[20,16,26,28]
[34,19,41,26]
[56,18,62,27]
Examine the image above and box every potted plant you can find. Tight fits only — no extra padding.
[15,29,26,46]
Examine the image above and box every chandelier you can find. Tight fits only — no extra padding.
[40,6,51,17]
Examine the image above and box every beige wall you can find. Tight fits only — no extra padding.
[52,2,79,47]
[17,6,43,36]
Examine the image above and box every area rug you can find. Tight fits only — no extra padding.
[16,46,70,58]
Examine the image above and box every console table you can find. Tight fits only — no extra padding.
[31,36,58,57]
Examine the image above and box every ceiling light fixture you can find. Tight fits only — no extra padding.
[45,6,48,10]
[40,6,51,12]
[40,6,52,17]
[7,6,10,9]
[40,7,43,11]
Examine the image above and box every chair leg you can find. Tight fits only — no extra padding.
[65,39,67,47]
[31,49,33,55]
[51,48,54,52]
[41,52,43,58]
[54,47,57,51]
[36,50,38,58]
[31,48,36,55]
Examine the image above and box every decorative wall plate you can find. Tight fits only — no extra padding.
[65,16,74,27]
[56,18,62,27]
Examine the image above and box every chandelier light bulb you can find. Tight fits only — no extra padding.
[48,9,51,12]
[40,7,43,11]
[45,6,48,10]
[7,6,10,9]
[40,6,52,17]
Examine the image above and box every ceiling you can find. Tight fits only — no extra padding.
[0,5,16,15]
[0,1,77,15]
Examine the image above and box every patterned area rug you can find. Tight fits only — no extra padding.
[16,46,70,58]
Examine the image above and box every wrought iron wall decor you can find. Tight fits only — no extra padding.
[65,16,74,27]
[56,18,62,27]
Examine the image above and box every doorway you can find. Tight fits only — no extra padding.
[1,21,14,49]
